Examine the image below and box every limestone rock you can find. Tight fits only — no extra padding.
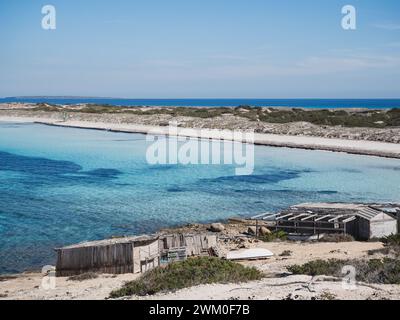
[210,223,225,232]
[248,226,257,235]
[259,226,271,236]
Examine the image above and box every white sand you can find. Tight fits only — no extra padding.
[1,116,400,159]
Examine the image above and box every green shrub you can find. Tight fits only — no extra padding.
[32,104,61,112]
[257,108,395,127]
[318,291,337,300]
[259,231,287,242]
[287,259,346,277]
[381,234,400,246]
[368,247,391,256]
[109,257,262,298]
[287,258,400,284]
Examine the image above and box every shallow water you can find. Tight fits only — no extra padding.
[0,122,400,274]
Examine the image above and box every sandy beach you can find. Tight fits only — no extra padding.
[1,115,400,159]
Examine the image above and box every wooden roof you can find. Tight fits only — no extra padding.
[252,202,399,222]
[55,234,158,250]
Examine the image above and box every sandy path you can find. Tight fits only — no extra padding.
[1,116,400,159]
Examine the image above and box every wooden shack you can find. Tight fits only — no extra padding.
[55,235,159,277]
[55,233,218,277]
[159,233,218,263]
[252,203,399,240]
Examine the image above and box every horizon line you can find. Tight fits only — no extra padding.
[2,96,400,100]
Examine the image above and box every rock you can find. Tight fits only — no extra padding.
[247,226,257,235]
[235,237,246,243]
[209,223,225,232]
[259,226,271,236]
[247,226,271,236]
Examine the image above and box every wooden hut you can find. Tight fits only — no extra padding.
[159,233,218,263]
[55,235,159,277]
[55,233,218,277]
[252,203,399,240]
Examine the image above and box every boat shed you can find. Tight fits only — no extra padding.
[55,233,218,277]
[252,203,399,240]
[55,235,159,277]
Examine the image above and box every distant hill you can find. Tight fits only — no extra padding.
[5,96,116,99]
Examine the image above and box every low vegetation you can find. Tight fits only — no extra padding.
[287,258,400,284]
[381,234,400,246]
[109,257,263,298]
[318,291,337,300]
[288,259,345,277]
[32,103,61,112]
[259,230,287,242]
[279,250,292,257]
[25,103,400,128]
[258,108,400,127]
[368,234,400,256]
[319,233,354,243]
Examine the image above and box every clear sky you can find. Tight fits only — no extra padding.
[0,0,399,98]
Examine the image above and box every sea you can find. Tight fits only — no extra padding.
[1,98,400,109]
[0,121,400,274]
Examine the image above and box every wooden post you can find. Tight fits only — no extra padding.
[397,212,400,234]
[255,219,259,238]
[313,218,316,234]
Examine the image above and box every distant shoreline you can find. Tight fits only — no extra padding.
[1,98,400,109]
[1,115,400,160]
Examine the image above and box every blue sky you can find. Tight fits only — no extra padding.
[0,0,399,98]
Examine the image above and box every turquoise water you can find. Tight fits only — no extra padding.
[1,122,400,274]
[1,98,400,109]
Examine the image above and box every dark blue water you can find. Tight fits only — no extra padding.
[1,98,400,109]
[1,122,400,274]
